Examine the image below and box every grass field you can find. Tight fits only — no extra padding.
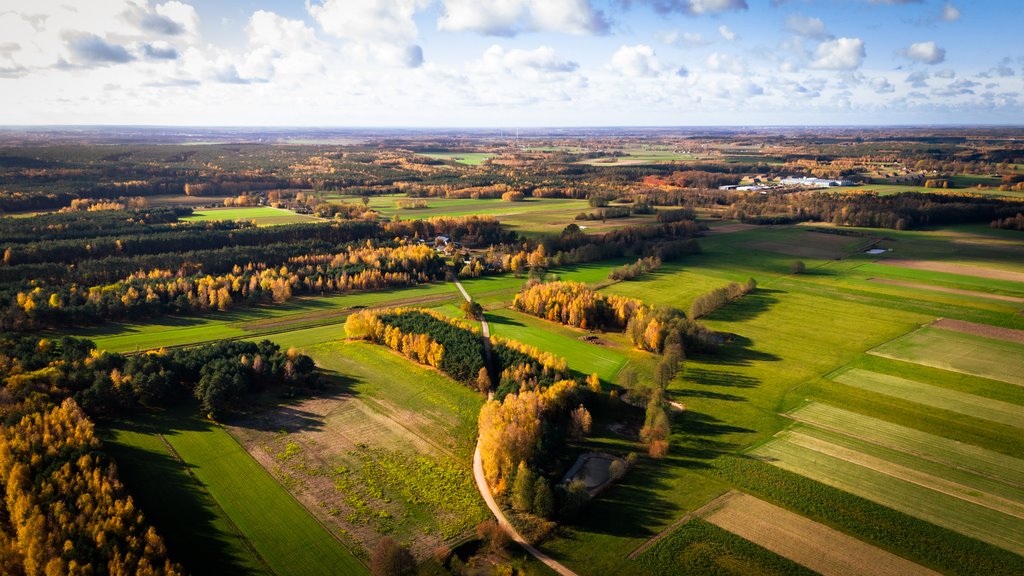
[183,206,322,226]
[418,151,493,165]
[104,409,368,576]
[229,341,488,558]
[485,308,629,382]
[832,368,1024,429]
[869,326,1024,386]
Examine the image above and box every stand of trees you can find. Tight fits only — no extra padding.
[608,256,662,281]
[512,281,645,331]
[991,213,1024,231]
[688,279,757,319]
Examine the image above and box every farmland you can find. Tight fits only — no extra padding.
[2,127,1024,576]
[183,206,323,226]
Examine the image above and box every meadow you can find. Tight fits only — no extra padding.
[182,206,322,226]
[417,151,494,165]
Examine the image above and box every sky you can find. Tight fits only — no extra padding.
[1,0,1022,126]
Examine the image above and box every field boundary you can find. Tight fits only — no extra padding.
[626,489,739,560]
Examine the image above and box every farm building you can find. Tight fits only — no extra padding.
[781,177,855,187]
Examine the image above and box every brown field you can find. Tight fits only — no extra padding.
[932,318,1024,344]
[705,493,939,576]
[868,278,1024,304]
[878,260,1024,283]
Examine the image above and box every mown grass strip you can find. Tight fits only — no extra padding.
[833,368,1024,429]
[788,403,1024,486]
[869,327,1024,386]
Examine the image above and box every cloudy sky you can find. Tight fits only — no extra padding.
[1,0,1021,126]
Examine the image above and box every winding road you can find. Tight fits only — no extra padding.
[453,279,579,576]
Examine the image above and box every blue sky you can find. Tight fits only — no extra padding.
[1,0,1021,126]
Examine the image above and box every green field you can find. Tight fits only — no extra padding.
[72,282,461,353]
[869,327,1024,386]
[104,410,368,576]
[832,368,1024,429]
[183,206,322,226]
[418,151,493,165]
[485,308,629,383]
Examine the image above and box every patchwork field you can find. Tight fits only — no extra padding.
[705,492,939,576]
[183,206,322,226]
[869,326,1024,386]
[754,420,1024,555]
[228,341,488,558]
[417,151,493,165]
[878,259,1024,283]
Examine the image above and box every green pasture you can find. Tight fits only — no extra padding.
[182,206,321,226]
[106,410,368,576]
[485,308,629,383]
[869,327,1024,386]
[832,368,1024,429]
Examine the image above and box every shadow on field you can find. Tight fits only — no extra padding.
[684,368,759,388]
[483,312,524,327]
[102,441,262,576]
[704,289,781,323]
[702,336,781,366]
[671,389,745,402]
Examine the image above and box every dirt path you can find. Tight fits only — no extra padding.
[932,318,1024,344]
[878,260,1024,283]
[706,493,940,576]
[472,446,579,576]
[868,278,1024,304]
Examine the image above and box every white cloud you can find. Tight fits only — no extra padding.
[809,37,865,70]
[154,1,200,38]
[941,2,961,21]
[437,0,608,36]
[903,41,945,65]
[871,77,895,93]
[241,11,324,78]
[309,0,424,41]
[307,0,426,68]
[718,25,736,41]
[608,44,662,77]
[706,52,745,74]
[474,45,578,78]
[785,13,830,39]
[639,0,748,16]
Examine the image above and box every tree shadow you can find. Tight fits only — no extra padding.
[483,313,524,327]
[683,368,759,388]
[704,288,781,323]
[100,441,265,576]
[671,389,745,402]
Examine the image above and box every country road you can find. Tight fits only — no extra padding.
[455,278,579,576]
[473,446,579,576]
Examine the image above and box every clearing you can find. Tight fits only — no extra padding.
[183,206,322,226]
